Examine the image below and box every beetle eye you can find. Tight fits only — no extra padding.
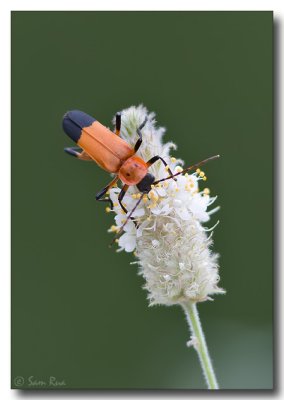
[126,173,130,177]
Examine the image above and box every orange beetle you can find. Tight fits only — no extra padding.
[62,110,175,214]
[63,110,219,227]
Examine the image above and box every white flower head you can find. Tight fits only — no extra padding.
[108,105,225,306]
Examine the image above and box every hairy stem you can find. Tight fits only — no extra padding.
[182,302,219,389]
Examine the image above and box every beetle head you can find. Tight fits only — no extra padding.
[136,173,155,193]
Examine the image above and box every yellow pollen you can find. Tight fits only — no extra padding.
[203,176,207,181]
[190,183,194,188]
[151,184,155,189]
[132,193,141,199]
[171,157,176,163]
[113,183,118,187]
[105,207,111,213]
[175,187,179,192]
[143,195,148,203]
[106,190,110,195]
[184,173,189,177]
[203,188,210,195]
[199,171,205,178]
[175,166,183,173]
[163,181,169,188]
[133,251,137,256]
[113,202,118,207]
[115,239,119,243]
[110,225,118,232]
[165,165,169,171]
[196,168,201,174]
[149,191,159,201]
[147,203,157,209]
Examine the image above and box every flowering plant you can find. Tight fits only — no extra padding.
[106,105,225,389]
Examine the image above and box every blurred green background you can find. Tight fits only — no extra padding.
[12,12,273,389]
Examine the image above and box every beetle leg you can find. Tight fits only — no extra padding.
[146,155,176,180]
[118,185,139,227]
[64,147,93,161]
[118,184,129,214]
[134,118,147,153]
[115,112,121,136]
[95,176,119,209]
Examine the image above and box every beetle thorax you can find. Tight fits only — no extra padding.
[118,156,148,185]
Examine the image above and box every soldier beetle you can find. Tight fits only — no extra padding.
[62,110,219,235]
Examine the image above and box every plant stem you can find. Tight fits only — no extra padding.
[182,302,219,389]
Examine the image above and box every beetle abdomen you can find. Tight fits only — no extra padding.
[63,110,134,173]
[63,110,96,143]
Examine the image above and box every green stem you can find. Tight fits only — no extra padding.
[182,302,219,389]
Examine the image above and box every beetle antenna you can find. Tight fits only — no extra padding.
[109,195,144,248]
[153,154,220,185]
